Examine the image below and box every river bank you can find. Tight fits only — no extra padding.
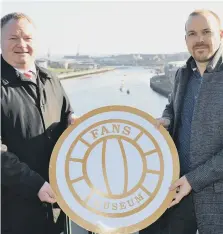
[57,67,115,80]
[150,75,173,98]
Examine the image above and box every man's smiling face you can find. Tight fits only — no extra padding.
[185,13,222,63]
[1,18,37,69]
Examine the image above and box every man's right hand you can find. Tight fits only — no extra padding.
[38,182,56,204]
[155,117,170,129]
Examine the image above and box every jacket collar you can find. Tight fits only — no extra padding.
[1,55,52,86]
[185,43,223,72]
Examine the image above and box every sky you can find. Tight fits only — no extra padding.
[1,1,223,56]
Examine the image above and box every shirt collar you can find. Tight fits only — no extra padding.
[14,64,36,76]
[190,59,197,72]
[206,43,223,72]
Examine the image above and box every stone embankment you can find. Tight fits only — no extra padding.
[150,75,173,98]
[58,67,115,80]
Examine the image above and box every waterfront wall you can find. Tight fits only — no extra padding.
[57,67,115,80]
[150,75,173,98]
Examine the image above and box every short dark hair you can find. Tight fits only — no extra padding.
[1,12,35,29]
[185,9,222,32]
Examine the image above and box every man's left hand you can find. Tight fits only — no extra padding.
[68,113,79,126]
[168,176,192,208]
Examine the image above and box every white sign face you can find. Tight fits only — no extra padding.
[49,106,179,234]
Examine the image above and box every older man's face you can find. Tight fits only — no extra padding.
[1,18,37,69]
[185,13,223,63]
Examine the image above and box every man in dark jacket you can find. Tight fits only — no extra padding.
[1,12,77,234]
[141,9,223,234]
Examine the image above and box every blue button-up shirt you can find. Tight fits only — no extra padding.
[176,61,203,175]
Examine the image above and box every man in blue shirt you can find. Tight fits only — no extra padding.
[141,9,223,234]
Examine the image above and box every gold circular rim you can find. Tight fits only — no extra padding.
[49,105,179,233]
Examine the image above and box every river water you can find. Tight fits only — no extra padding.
[61,67,168,118]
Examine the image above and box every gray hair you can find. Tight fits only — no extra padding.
[1,12,35,29]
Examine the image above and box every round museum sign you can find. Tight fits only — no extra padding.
[49,106,179,233]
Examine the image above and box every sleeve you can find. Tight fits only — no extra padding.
[1,137,45,198]
[58,80,74,127]
[161,69,180,134]
[185,149,223,192]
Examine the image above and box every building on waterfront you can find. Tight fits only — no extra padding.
[48,59,71,69]
[68,62,99,71]
[36,59,48,68]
